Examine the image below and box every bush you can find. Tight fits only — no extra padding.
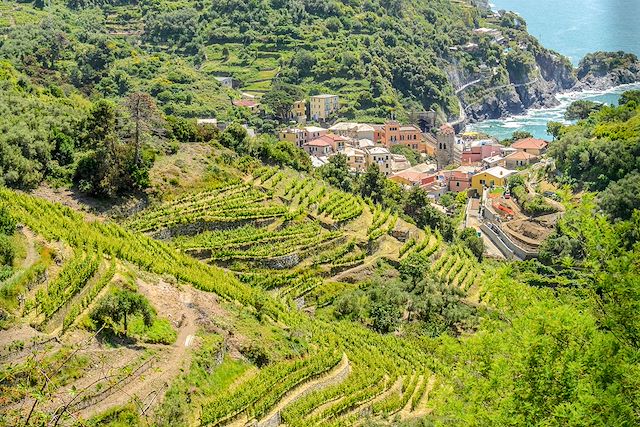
[0,234,14,266]
[0,205,16,235]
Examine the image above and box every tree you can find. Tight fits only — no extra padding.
[599,172,640,221]
[619,90,640,106]
[546,121,564,140]
[404,187,454,241]
[459,228,484,261]
[218,122,250,153]
[262,83,303,122]
[390,144,420,165]
[125,92,163,167]
[262,89,295,122]
[318,154,354,192]
[90,288,153,337]
[0,204,16,235]
[564,100,603,121]
[359,164,387,204]
[502,130,533,146]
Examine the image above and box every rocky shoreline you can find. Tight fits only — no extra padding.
[463,52,640,122]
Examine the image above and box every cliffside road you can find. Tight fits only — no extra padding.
[455,78,484,94]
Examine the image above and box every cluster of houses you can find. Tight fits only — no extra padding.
[279,115,549,199]
[279,119,437,176]
[208,86,550,201]
[392,133,548,198]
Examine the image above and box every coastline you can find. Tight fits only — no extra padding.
[466,81,640,140]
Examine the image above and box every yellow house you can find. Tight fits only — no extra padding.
[289,100,307,123]
[310,94,339,120]
[471,166,516,194]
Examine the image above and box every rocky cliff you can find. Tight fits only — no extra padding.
[461,50,640,122]
[574,52,640,91]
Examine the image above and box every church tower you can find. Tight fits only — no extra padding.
[436,123,456,169]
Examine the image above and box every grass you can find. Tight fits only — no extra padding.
[87,403,145,427]
[129,315,177,345]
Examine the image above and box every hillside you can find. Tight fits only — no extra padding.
[2,115,640,425]
[0,0,586,123]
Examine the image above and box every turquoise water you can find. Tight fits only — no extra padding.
[489,0,640,65]
[468,83,640,141]
[468,0,640,140]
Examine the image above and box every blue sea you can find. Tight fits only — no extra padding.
[467,0,640,140]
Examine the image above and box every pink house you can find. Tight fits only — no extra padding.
[442,170,473,192]
[303,139,333,156]
[461,141,503,164]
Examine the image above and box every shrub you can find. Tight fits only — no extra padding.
[0,234,14,266]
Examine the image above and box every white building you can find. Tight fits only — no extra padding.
[215,76,234,88]
[365,146,392,176]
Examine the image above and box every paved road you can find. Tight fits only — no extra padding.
[466,199,506,260]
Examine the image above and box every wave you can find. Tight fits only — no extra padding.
[466,82,640,140]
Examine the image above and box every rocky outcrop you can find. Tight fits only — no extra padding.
[573,52,640,91]
[462,50,640,122]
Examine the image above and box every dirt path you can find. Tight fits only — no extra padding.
[19,227,39,269]
[407,375,436,418]
[254,353,350,427]
[335,375,403,423]
[330,235,401,283]
[398,374,425,417]
[73,280,199,421]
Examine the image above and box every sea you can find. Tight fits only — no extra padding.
[467,0,640,140]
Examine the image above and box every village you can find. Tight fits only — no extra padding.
[236,93,554,261]
[196,91,558,261]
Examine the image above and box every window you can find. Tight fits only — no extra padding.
[456,182,460,187]
[480,179,485,185]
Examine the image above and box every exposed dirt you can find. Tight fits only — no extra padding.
[32,185,147,221]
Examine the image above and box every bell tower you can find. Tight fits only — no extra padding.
[436,123,456,169]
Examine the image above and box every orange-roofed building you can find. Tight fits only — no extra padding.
[232,99,261,113]
[503,150,539,169]
[511,138,548,156]
[390,170,437,187]
[302,133,348,156]
[303,138,333,156]
[378,121,422,151]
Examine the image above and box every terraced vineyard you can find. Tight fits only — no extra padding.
[0,167,484,426]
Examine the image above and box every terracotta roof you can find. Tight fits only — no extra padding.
[447,171,472,181]
[439,124,455,135]
[511,138,547,150]
[505,151,538,160]
[392,171,432,183]
[306,138,333,147]
[233,99,259,108]
[322,133,349,142]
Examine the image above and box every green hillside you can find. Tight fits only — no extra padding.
[0,0,570,123]
[2,108,640,424]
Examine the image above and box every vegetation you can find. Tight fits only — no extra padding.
[548,91,640,195]
[2,1,640,426]
[564,99,603,120]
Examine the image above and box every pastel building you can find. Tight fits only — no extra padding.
[471,166,516,194]
[511,138,548,156]
[342,146,367,172]
[503,151,539,169]
[461,140,503,164]
[288,100,307,123]
[310,94,339,120]
[365,146,392,176]
[376,122,423,151]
